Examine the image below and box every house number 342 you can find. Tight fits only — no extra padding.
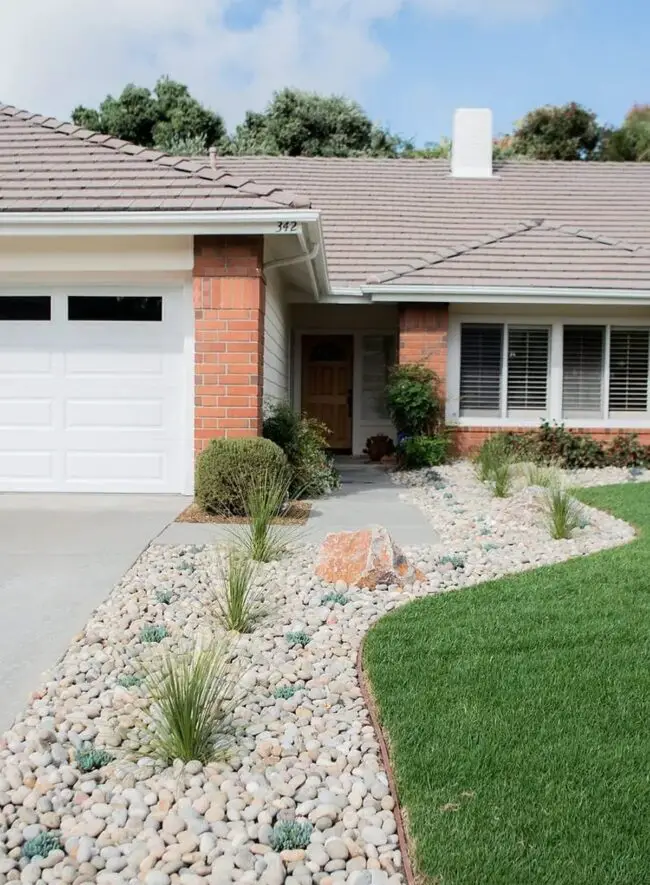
[277,221,298,232]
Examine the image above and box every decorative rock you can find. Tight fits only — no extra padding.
[315,526,424,589]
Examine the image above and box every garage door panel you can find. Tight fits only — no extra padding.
[64,349,167,376]
[0,350,54,374]
[65,451,166,484]
[0,399,54,428]
[65,399,165,430]
[0,450,54,482]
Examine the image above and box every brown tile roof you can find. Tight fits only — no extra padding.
[217,156,650,290]
[0,105,309,212]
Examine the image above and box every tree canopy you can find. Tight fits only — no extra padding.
[71,81,650,163]
[72,77,226,154]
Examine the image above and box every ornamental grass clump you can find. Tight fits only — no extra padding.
[214,549,264,633]
[544,486,584,540]
[474,434,512,482]
[22,832,63,860]
[143,642,236,765]
[234,468,300,563]
[492,460,513,498]
[269,820,313,852]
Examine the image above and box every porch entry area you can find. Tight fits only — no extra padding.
[292,304,398,456]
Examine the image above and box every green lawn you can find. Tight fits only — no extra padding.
[363,484,650,885]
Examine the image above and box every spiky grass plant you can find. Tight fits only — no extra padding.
[474,434,511,482]
[143,642,236,765]
[214,549,263,633]
[491,460,513,498]
[232,468,300,563]
[544,486,584,540]
[521,461,561,489]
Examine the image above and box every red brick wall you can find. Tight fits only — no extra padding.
[454,425,650,456]
[398,304,449,392]
[193,235,265,453]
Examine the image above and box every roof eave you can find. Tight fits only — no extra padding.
[0,208,321,237]
[361,283,650,306]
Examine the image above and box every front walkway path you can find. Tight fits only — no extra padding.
[157,459,437,546]
[303,458,437,545]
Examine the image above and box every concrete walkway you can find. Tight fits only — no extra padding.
[157,459,437,547]
[0,494,187,732]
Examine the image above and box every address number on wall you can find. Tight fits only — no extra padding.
[277,221,298,232]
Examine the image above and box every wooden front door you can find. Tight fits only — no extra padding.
[301,335,353,451]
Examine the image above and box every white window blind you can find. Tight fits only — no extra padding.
[562,326,605,418]
[460,324,503,417]
[507,326,550,417]
[609,329,650,416]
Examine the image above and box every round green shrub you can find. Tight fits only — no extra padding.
[195,437,289,516]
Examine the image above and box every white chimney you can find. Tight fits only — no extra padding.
[451,108,493,178]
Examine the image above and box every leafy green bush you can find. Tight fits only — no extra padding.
[214,549,263,632]
[386,364,443,436]
[22,832,63,859]
[269,820,313,852]
[263,401,339,497]
[144,642,235,765]
[544,486,584,540]
[396,434,449,470]
[195,437,289,516]
[607,433,650,468]
[76,745,114,773]
[140,625,168,644]
[286,630,311,648]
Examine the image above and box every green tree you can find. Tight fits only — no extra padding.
[224,88,405,157]
[510,102,604,160]
[602,105,650,161]
[72,77,225,154]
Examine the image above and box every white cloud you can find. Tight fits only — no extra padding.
[0,0,562,126]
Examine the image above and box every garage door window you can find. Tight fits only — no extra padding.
[68,296,162,322]
[0,296,51,321]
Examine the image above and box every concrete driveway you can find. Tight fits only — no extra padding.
[0,494,187,733]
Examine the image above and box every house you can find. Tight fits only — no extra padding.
[2,104,650,494]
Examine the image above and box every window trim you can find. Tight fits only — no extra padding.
[448,313,650,429]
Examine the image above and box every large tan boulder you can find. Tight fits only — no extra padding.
[315,526,424,590]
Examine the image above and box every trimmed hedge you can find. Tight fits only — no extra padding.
[195,437,289,516]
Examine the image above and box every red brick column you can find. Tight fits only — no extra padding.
[193,235,265,453]
[398,304,449,393]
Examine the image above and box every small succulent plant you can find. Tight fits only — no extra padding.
[321,592,348,606]
[177,559,195,573]
[482,542,499,552]
[269,820,313,852]
[140,625,168,644]
[76,745,114,773]
[285,631,311,648]
[273,685,301,700]
[117,674,144,689]
[439,553,466,570]
[479,526,492,536]
[22,832,63,860]
[443,491,454,500]
[155,590,173,605]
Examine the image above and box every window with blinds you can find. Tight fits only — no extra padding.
[507,326,550,417]
[562,326,605,418]
[460,324,503,416]
[609,329,650,416]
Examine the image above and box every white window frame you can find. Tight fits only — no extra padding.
[447,313,650,429]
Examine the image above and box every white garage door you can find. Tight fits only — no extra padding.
[0,290,189,493]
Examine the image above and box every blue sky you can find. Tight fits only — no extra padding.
[360,1,650,143]
[1,0,648,144]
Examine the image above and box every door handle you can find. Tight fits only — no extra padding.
[347,389,353,418]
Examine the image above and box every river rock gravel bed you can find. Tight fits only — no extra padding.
[0,463,638,885]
